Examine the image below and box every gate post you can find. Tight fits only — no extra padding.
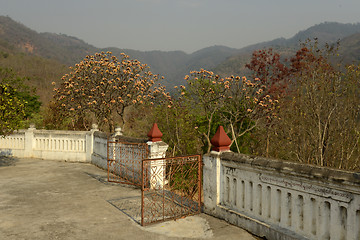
[24,124,35,158]
[108,126,123,165]
[146,123,168,189]
[203,126,231,214]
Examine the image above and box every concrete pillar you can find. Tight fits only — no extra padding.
[114,126,123,137]
[203,151,221,214]
[24,125,35,158]
[110,126,123,142]
[203,126,232,214]
[86,124,99,162]
[146,123,168,189]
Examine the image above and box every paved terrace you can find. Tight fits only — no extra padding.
[0,157,256,240]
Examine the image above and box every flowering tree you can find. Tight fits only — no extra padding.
[246,40,360,170]
[220,76,278,153]
[179,69,277,153]
[53,51,166,132]
[245,48,290,99]
[277,41,360,169]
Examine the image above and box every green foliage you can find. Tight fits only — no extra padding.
[156,102,203,156]
[0,83,25,135]
[0,51,9,58]
[42,101,76,130]
[0,50,68,104]
[0,67,41,135]
[168,161,199,198]
[0,67,41,119]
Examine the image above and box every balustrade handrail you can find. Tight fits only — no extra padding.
[203,150,360,240]
[221,152,360,188]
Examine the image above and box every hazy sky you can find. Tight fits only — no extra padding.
[1,0,360,53]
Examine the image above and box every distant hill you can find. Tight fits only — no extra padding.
[96,45,240,88]
[0,16,239,89]
[289,22,360,45]
[235,22,360,54]
[1,15,360,104]
[338,32,360,64]
[215,22,360,76]
[0,16,69,103]
[0,16,97,65]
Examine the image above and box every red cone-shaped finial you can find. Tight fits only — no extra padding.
[147,123,163,142]
[210,126,231,152]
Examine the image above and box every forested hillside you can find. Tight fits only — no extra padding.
[0,16,239,92]
[214,22,360,76]
[2,16,360,171]
[338,32,360,64]
[1,16,360,104]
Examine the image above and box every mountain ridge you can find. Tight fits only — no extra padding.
[1,15,360,102]
[214,22,360,76]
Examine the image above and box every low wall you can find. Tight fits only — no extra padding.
[0,127,100,162]
[90,133,169,184]
[33,129,89,161]
[91,131,108,169]
[203,151,360,240]
[0,130,25,157]
[113,135,149,181]
[0,127,169,175]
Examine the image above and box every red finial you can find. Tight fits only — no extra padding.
[210,126,231,152]
[147,123,163,142]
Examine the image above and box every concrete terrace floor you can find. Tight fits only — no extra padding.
[0,157,256,240]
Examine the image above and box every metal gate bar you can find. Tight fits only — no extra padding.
[107,140,149,186]
[141,155,202,226]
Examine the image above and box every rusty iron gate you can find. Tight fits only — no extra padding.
[141,155,202,226]
[107,140,149,186]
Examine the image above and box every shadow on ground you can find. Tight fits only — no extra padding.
[85,172,142,224]
[108,196,142,224]
[0,156,18,167]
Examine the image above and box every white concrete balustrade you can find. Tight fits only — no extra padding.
[0,132,25,150]
[0,131,26,157]
[34,134,86,152]
[203,151,360,240]
[0,126,100,162]
[0,127,168,180]
[4,125,358,239]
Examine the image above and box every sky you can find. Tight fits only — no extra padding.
[1,0,360,53]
